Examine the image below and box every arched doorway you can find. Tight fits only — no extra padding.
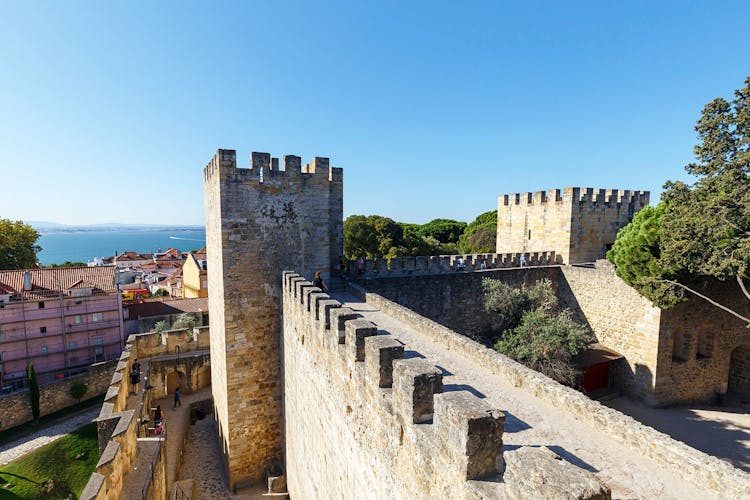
[166,371,184,396]
[727,345,750,397]
[197,365,211,388]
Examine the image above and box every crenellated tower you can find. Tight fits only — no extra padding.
[497,187,649,264]
[203,148,343,489]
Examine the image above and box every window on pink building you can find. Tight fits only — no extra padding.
[75,315,82,324]
[92,313,103,322]
[40,326,47,333]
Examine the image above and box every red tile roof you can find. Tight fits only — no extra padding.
[0,266,117,298]
[126,297,208,318]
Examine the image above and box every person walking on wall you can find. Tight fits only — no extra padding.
[313,271,328,292]
[357,257,365,276]
[520,254,527,268]
[173,387,181,409]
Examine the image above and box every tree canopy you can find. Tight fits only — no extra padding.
[458,210,497,253]
[607,76,750,318]
[482,277,593,385]
[0,218,41,270]
[416,219,467,244]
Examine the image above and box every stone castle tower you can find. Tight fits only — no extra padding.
[203,149,343,488]
[497,187,649,264]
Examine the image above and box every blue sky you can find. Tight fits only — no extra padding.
[1,1,748,225]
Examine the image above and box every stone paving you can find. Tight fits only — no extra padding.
[177,404,265,499]
[0,405,99,466]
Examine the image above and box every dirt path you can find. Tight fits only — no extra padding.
[0,406,99,466]
[334,291,717,499]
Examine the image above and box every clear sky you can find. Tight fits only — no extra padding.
[1,1,748,226]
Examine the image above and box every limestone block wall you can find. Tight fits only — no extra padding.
[282,272,610,499]
[0,360,116,430]
[654,279,750,405]
[497,189,572,262]
[347,281,750,498]
[559,264,662,403]
[81,329,175,500]
[204,148,343,487]
[358,267,560,344]
[497,188,648,264]
[346,252,556,278]
[569,189,649,263]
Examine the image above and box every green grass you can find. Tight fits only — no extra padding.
[0,423,99,499]
[0,395,104,448]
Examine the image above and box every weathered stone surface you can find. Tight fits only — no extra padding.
[364,335,404,388]
[497,187,648,265]
[204,148,343,488]
[434,391,504,480]
[503,446,611,500]
[393,358,443,424]
[344,318,377,362]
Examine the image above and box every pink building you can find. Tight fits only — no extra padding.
[0,267,124,393]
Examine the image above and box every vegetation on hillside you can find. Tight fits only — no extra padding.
[343,211,495,259]
[482,278,593,385]
[0,219,41,270]
[607,75,750,322]
[0,423,99,499]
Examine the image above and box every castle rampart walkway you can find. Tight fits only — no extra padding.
[330,289,741,499]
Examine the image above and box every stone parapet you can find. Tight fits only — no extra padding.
[0,359,117,430]
[501,187,649,206]
[347,252,557,278]
[348,281,750,498]
[282,271,608,498]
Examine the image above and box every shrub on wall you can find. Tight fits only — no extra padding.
[70,382,88,400]
[482,277,593,386]
[27,362,40,422]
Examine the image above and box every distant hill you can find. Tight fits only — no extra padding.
[28,221,205,233]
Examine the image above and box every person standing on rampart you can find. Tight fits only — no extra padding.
[313,271,328,292]
[130,368,139,395]
[357,257,365,276]
[520,254,527,268]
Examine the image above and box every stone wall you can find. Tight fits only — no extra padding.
[204,148,343,488]
[654,278,750,405]
[346,252,556,278]
[359,262,750,407]
[358,267,560,344]
[559,264,662,402]
[0,360,116,430]
[80,328,204,500]
[282,272,610,499]
[497,188,648,264]
[347,280,750,498]
[729,346,750,396]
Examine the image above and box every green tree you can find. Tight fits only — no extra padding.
[459,210,497,253]
[27,362,40,422]
[0,219,41,269]
[496,308,594,385]
[482,277,593,385]
[416,219,467,244]
[173,312,197,330]
[607,76,750,322]
[70,382,88,400]
[343,215,404,259]
[607,204,685,307]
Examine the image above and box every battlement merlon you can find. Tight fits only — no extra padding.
[501,187,649,206]
[203,148,342,183]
